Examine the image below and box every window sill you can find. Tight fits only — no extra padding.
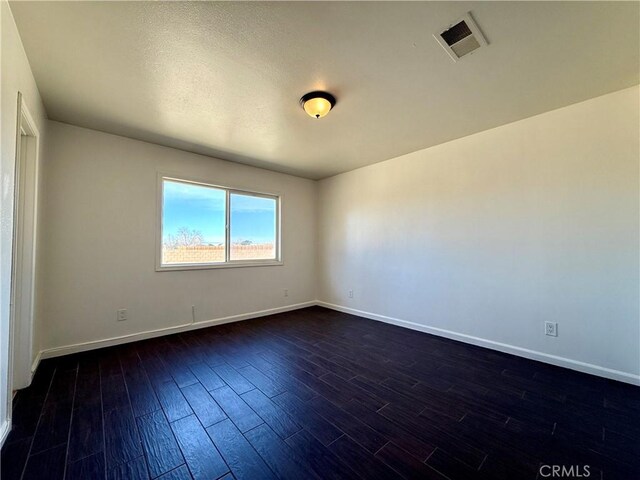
[156,260,283,272]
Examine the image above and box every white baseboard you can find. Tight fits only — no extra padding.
[32,299,640,386]
[31,350,41,375]
[0,419,10,448]
[39,301,316,360]
[317,301,640,386]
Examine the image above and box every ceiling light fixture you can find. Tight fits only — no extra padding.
[300,91,336,119]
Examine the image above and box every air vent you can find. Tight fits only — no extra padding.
[434,13,487,62]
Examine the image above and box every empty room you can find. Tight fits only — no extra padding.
[1,1,639,479]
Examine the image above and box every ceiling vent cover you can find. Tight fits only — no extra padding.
[435,13,487,62]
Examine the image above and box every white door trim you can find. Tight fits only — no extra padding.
[8,92,40,407]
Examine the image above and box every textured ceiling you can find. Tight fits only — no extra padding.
[10,1,640,179]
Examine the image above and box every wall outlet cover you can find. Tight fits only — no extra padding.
[545,321,558,337]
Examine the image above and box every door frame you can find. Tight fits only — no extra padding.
[7,91,40,411]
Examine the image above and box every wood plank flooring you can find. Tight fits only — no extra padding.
[2,306,639,479]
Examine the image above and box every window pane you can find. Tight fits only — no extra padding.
[230,193,277,261]
[162,180,226,264]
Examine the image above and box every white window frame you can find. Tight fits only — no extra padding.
[156,173,282,271]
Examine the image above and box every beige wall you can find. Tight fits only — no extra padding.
[318,86,640,382]
[1,0,48,441]
[39,121,317,352]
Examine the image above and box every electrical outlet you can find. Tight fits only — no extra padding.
[348,290,354,298]
[117,309,127,322]
[284,289,289,297]
[545,321,558,337]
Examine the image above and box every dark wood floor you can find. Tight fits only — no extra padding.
[2,307,639,480]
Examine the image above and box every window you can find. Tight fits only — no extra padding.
[158,176,280,270]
